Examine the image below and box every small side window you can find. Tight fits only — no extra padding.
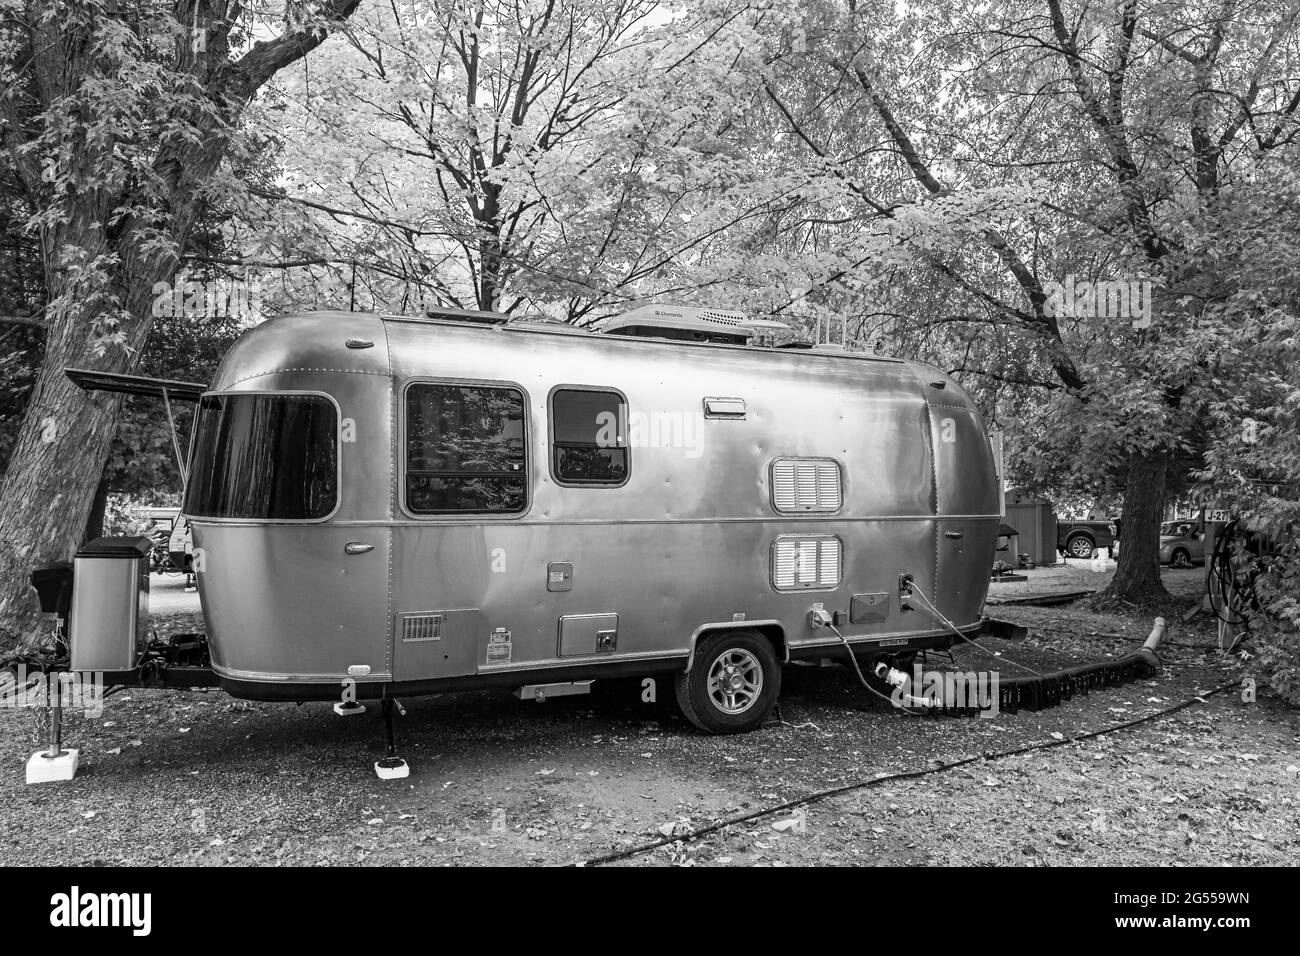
[770,457,842,513]
[550,388,628,486]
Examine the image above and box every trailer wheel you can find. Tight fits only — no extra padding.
[676,630,781,734]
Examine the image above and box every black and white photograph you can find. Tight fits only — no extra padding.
[0,0,1293,925]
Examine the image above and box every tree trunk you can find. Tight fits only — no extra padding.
[1100,450,1171,604]
[83,469,110,542]
[0,342,127,647]
[0,0,364,651]
[0,224,186,649]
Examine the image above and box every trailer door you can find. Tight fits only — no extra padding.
[184,391,392,681]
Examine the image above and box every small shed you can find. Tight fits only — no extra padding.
[1004,489,1057,565]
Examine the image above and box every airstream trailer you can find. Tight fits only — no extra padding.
[33,304,1001,778]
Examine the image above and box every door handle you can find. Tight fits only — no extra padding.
[344,542,374,555]
[944,531,964,539]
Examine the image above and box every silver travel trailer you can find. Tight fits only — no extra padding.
[32,304,1001,777]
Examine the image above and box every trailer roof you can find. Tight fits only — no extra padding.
[379,312,907,365]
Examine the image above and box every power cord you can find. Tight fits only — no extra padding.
[909,581,1045,677]
[825,619,931,714]
[579,679,1239,866]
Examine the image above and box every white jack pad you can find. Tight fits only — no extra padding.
[26,749,79,784]
[333,701,366,717]
[374,757,409,780]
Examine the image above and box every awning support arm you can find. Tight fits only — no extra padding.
[161,387,187,483]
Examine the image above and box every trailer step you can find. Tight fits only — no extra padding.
[514,680,594,702]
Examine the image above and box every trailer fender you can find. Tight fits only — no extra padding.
[684,621,788,673]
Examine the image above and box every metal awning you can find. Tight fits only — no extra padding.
[65,367,207,481]
[65,367,206,402]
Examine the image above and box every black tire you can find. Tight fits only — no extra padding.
[675,630,781,734]
[1066,533,1096,559]
[1171,548,1192,568]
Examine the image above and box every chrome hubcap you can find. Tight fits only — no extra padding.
[707,649,763,715]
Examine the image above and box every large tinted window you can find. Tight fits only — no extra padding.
[406,383,526,514]
[551,388,627,485]
[184,394,337,520]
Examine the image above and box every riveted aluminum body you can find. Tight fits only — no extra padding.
[187,312,1000,700]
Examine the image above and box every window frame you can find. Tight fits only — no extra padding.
[400,377,532,519]
[546,384,631,489]
[182,389,342,525]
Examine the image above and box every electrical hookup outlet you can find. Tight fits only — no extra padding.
[26,748,79,784]
[333,701,366,717]
[898,573,915,611]
[375,757,409,780]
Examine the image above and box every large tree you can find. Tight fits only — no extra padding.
[221,0,798,321]
[0,0,361,647]
[732,0,1300,603]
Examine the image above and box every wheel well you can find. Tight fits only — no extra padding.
[688,623,787,671]
[1067,530,1096,543]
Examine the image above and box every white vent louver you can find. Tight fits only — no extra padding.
[771,458,842,513]
[698,310,746,326]
[772,535,842,590]
[400,612,444,642]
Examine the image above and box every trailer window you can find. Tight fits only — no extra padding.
[184,394,337,520]
[550,388,628,485]
[406,383,526,514]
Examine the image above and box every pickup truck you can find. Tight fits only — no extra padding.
[1057,519,1117,559]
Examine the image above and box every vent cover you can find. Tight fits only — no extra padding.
[698,310,746,326]
[400,612,444,642]
[703,396,747,419]
[771,458,842,513]
[772,535,842,590]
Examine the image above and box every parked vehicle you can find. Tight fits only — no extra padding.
[1159,520,1205,567]
[145,508,192,575]
[34,304,1001,772]
[1057,518,1116,559]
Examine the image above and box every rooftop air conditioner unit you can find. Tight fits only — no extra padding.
[600,304,796,345]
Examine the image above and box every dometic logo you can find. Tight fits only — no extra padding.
[49,886,151,936]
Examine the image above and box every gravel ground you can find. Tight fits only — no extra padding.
[1,565,1296,866]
